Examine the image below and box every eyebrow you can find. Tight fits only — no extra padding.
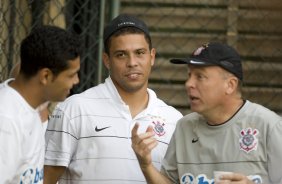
[112,47,147,54]
[113,49,126,53]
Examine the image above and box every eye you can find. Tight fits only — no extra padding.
[116,52,125,57]
[196,73,206,80]
[136,49,146,56]
[197,74,202,78]
[69,72,78,79]
[114,51,127,58]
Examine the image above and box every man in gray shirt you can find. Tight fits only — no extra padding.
[132,42,282,184]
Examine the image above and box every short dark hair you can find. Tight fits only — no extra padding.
[20,25,82,78]
[104,27,152,55]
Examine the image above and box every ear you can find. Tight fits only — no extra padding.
[102,52,110,70]
[38,68,53,85]
[150,48,156,66]
[226,77,238,95]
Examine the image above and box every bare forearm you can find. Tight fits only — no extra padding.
[131,124,171,183]
[141,164,172,184]
[44,165,66,184]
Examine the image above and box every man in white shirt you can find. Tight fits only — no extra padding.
[43,14,182,184]
[0,25,82,184]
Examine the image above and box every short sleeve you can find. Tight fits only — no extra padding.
[0,116,21,183]
[267,119,282,184]
[160,131,179,183]
[44,104,78,167]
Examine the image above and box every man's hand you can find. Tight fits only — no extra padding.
[131,123,173,184]
[131,123,158,169]
[216,173,255,184]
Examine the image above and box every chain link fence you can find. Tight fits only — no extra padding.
[0,0,105,92]
[1,0,282,115]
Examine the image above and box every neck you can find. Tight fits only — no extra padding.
[9,76,44,109]
[205,98,244,125]
[118,88,149,118]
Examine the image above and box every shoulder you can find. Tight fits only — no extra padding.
[52,83,111,119]
[148,88,182,116]
[243,100,281,123]
[59,83,109,107]
[176,112,204,129]
[151,99,183,122]
[0,85,22,117]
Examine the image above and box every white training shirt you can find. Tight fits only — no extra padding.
[0,79,45,184]
[45,77,183,184]
[161,100,282,184]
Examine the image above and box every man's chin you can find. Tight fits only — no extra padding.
[190,106,201,113]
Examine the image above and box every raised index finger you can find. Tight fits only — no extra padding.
[131,123,140,137]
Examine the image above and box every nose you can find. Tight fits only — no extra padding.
[127,54,138,67]
[73,74,79,85]
[185,76,194,89]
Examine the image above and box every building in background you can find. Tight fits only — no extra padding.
[0,0,282,115]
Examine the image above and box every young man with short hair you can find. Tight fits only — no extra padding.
[0,25,82,184]
[43,14,182,184]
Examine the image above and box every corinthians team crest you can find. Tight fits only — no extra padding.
[239,128,259,153]
[150,116,166,137]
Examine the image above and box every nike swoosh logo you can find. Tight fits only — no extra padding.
[192,138,199,143]
[95,126,110,132]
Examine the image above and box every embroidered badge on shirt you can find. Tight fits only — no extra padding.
[150,116,166,137]
[239,128,259,153]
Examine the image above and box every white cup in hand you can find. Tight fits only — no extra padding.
[214,171,233,183]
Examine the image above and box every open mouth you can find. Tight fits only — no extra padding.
[190,95,200,102]
[127,73,140,79]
